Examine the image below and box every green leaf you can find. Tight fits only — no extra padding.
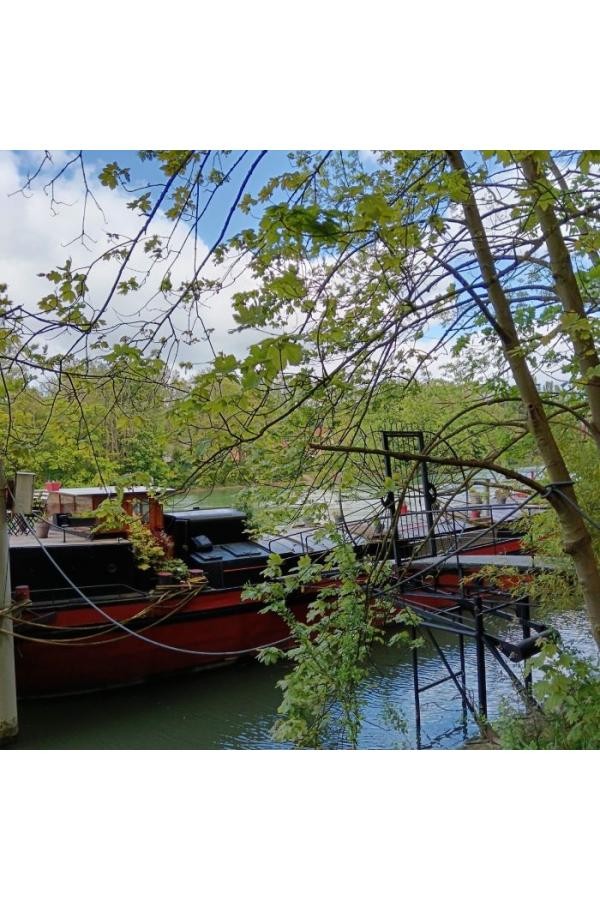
[213,353,238,375]
[99,162,130,189]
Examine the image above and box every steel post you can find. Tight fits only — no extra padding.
[411,625,422,749]
[474,596,488,720]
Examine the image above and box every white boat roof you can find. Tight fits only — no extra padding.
[55,486,161,497]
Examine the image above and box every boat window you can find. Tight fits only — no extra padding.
[132,498,150,522]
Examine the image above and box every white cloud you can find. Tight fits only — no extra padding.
[0,151,264,372]
[2,151,522,388]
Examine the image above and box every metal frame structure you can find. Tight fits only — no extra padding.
[382,429,438,558]
[397,582,552,748]
[379,429,552,748]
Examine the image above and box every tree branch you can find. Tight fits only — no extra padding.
[307,442,546,494]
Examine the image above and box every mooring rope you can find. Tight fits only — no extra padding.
[7,510,293,657]
[5,589,198,647]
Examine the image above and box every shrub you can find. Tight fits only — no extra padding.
[497,642,600,749]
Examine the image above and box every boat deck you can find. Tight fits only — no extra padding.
[9,530,129,548]
[409,553,556,571]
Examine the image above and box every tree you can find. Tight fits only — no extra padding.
[189,149,600,643]
[5,150,600,580]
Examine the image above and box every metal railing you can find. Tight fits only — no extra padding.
[260,500,545,563]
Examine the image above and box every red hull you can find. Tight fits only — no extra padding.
[14,588,309,697]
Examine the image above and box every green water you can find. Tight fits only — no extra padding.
[7,611,596,750]
[164,485,243,511]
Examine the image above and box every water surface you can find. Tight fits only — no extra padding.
[8,610,596,750]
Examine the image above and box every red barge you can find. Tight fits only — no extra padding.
[8,487,533,697]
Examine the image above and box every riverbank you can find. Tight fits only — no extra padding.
[463,737,500,749]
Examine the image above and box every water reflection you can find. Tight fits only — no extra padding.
[8,609,597,750]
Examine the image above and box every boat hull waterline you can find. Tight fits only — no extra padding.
[13,535,524,697]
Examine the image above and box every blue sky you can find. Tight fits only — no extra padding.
[1,149,454,373]
[2,150,312,366]
[11,149,531,381]
[71,150,293,244]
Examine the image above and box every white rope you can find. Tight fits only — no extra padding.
[12,512,292,658]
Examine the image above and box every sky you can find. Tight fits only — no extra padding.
[1,149,458,380]
[0,150,286,367]
[2,149,576,389]
[81,149,292,243]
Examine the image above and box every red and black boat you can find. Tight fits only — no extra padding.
[8,487,536,697]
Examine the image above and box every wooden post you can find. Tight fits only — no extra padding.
[0,464,18,744]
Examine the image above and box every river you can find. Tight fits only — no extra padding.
[7,609,596,750]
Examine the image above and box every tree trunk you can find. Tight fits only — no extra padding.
[446,150,600,647]
[547,155,600,269]
[521,153,600,452]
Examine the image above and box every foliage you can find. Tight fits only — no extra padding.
[5,149,589,499]
[0,357,185,487]
[93,496,188,579]
[497,642,600,749]
[499,432,600,610]
[244,529,416,748]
